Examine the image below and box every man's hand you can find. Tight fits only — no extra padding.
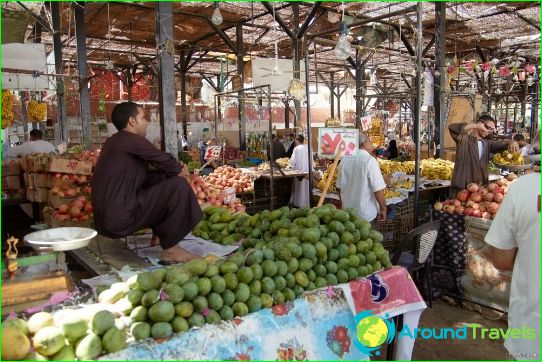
[508,141,520,153]
[378,208,387,221]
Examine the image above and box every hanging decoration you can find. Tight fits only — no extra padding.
[2,90,14,129]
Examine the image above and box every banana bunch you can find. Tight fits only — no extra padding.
[384,188,402,199]
[317,166,338,193]
[2,90,14,129]
[258,162,270,171]
[494,150,524,165]
[420,159,454,180]
[378,160,416,174]
[28,99,47,122]
[275,157,291,169]
[393,179,413,189]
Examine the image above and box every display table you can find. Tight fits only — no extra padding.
[430,211,510,311]
[102,267,426,361]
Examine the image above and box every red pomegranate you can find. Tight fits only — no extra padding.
[467,183,479,193]
[457,190,470,202]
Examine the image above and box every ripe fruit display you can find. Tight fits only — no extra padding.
[203,165,253,193]
[434,175,516,219]
[493,150,524,165]
[27,99,47,122]
[275,158,291,169]
[51,196,93,222]
[420,159,454,180]
[2,90,14,129]
[384,188,402,199]
[187,173,224,207]
[378,160,415,175]
[317,165,338,193]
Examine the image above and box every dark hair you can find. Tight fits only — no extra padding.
[296,135,305,143]
[513,134,525,142]
[271,134,277,140]
[111,102,141,130]
[30,129,43,139]
[478,114,495,124]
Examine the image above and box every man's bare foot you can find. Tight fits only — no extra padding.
[161,245,198,264]
[150,234,160,247]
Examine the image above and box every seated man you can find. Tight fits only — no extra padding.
[513,134,535,157]
[92,102,202,263]
[6,129,56,158]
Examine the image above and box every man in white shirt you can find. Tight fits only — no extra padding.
[336,133,387,222]
[6,129,56,158]
[513,134,535,157]
[485,172,540,360]
[290,135,310,207]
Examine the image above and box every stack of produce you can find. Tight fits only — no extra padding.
[257,162,270,171]
[49,195,94,224]
[224,146,245,161]
[27,99,47,122]
[275,157,291,169]
[420,159,454,180]
[433,175,517,219]
[378,160,415,174]
[391,179,413,190]
[493,151,524,165]
[383,189,402,199]
[317,166,338,193]
[187,173,224,207]
[204,166,253,193]
[2,90,14,129]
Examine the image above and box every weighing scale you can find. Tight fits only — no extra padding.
[2,227,97,313]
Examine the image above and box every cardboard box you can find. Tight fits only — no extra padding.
[49,158,93,175]
[26,188,36,202]
[35,188,50,203]
[24,173,36,188]
[48,192,77,208]
[4,175,21,190]
[34,173,51,188]
[1,161,21,176]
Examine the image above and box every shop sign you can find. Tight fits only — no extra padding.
[204,146,222,161]
[318,128,358,157]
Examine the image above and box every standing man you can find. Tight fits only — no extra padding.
[92,102,202,263]
[290,135,310,207]
[286,132,296,158]
[448,115,518,196]
[336,133,387,223]
[267,133,286,161]
[6,129,56,158]
[485,172,540,360]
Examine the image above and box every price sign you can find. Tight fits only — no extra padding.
[204,146,222,161]
[57,142,67,155]
[318,128,358,158]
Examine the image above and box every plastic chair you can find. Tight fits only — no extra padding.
[391,220,441,307]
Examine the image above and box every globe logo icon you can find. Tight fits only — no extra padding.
[356,315,389,348]
[353,311,396,356]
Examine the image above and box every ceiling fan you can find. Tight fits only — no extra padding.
[258,42,302,78]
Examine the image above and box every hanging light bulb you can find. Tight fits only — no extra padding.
[211,3,223,26]
[334,21,352,60]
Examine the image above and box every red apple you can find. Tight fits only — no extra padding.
[69,207,81,218]
[84,203,93,213]
[72,200,84,210]
[494,193,504,203]
[470,192,482,203]
[472,203,480,210]
[453,199,462,207]
[487,202,500,214]
[472,209,482,218]
[485,192,494,202]
[487,183,497,192]
[58,204,69,214]
[464,208,474,216]
[455,206,465,215]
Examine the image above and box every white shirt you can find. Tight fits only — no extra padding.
[336,149,387,222]
[485,173,540,360]
[6,140,56,158]
[477,140,484,160]
[290,144,310,207]
[519,144,534,157]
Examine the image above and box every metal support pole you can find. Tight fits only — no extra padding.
[126,69,133,102]
[521,80,528,128]
[330,73,335,117]
[236,24,246,150]
[505,77,510,134]
[180,51,188,139]
[337,86,342,121]
[434,1,446,158]
[156,1,178,158]
[304,40,314,207]
[20,92,29,140]
[292,4,302,130]
[74,3,91,149]
[50,1,67,145]
[355,41,363,129]
[413,2,423,226]
[284,100,290,129]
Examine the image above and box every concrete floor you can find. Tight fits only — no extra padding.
[411,298,510,360]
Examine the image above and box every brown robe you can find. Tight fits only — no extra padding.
[448,123,509,195]
[92,131,201,249]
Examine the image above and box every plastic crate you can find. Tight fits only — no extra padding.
[376,219,396,250]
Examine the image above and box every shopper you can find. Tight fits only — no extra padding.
[513,134,535,157]
[485,172,540,360]
[290,135,310,207]
[286,132,296,158]
[92,102,202,263]
[448,115,518,196]
[386,139,399,160]
[6,129,56,157]
[336,132,387,223]
[267,133,286,161]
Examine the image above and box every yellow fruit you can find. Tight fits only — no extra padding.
[2,326,31,360]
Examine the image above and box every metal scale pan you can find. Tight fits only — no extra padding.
[24,227,97,252]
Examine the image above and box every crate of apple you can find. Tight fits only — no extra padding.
[204,165,253,193]
[52,196,93,224]
[52,172,90,186]
[434,174,517,219]
[188,173,224,207]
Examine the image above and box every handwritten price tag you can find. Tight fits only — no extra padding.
[204,146,222,161]
[318,128,358,158]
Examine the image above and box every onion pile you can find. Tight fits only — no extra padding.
[204,166,253,193]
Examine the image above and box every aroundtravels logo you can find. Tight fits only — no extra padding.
[353,310,396,357]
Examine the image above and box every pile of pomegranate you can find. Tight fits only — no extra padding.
[187,173,246,213]
[52,195,93,222]
[434,174,517,219]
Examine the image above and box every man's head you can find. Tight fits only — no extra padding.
[513,134,526,146]
[271,134,278,141]
[476,114,496,138]
[29,129,43,141]
[295,135,304,145]
[111,102,147,137]
[359,133,373,152]
[289,133,295,140]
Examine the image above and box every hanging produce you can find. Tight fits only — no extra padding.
[287,78,305,101]
[2,90,14,129]
[27,99,47,122]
